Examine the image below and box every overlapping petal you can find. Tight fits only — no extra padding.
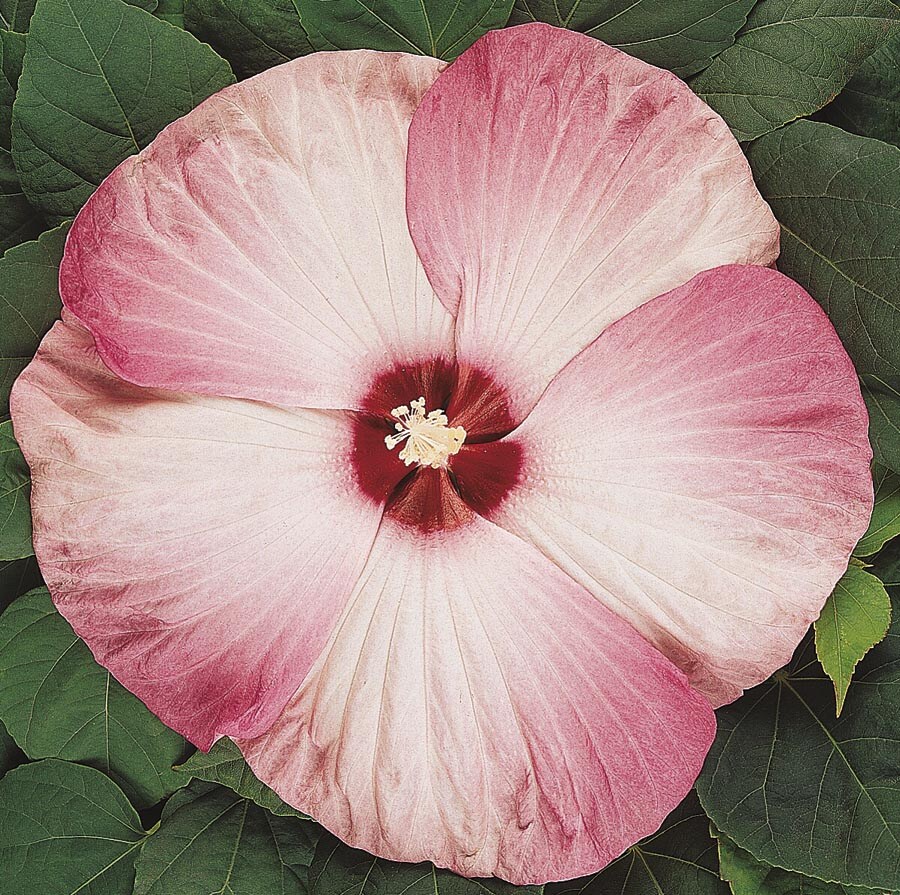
[59,51,454,410]
[406,23,780,419]
[481,265,873,705]
[239,510,715,884]
[10,320,384,749]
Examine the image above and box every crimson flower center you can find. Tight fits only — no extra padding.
[351,359,524,534]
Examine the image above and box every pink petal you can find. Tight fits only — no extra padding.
[10,321,383,749]
[406,23,780,419]
[60,51,453,409]
[239,511,715,884]
[484,265,873,705]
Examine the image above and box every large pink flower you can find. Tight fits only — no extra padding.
[11,23,873,885]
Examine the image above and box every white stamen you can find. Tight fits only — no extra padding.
[384,396,467,469]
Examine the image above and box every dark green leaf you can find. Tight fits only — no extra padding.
[0,31,41,253]
[714,830,869,894]
[696,588,900,890]
[823,25,900,145]
[746,121,900,379]
[0,758,146,895]
[874,540,900,589]
[0,221,67,417]
[0,555,40,611]
[176,736,309,818]
[12,0,234,221]
[309,833,540,895]
[133,786,318,895]
[0,419,31,560]
[184,0,317,76]
[856,464,900,555]
[299,0,517,58]
[154,0,182,26]
[546,792,727,894]
[691,0,898,141]
[509,0,756,77]
[0,0,158,30]
[863,375,900,474]
[0,587,188,808]
[0,717,21,777]
[0,0,36,30]
[814,561,892,714]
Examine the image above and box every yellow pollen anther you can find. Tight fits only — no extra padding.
[384,397,467,469]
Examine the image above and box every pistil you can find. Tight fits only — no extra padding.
[384,397,467,469]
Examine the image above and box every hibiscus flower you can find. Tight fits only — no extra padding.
[10,22,873,885]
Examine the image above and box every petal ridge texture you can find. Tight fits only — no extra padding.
[11,321,383,749]
[59,50,454,410]
[406,22,780,419]
[485,265,874,705]
[239,514,716,884]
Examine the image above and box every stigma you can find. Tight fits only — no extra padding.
[384,397,467,469]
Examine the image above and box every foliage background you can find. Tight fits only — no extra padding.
[1,0,900,892]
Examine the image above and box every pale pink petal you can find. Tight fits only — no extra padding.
[10,321,383,749]
[239,511,715,884]
[406,23,780,419]
[60,52,453,409]
[482,265,873,705]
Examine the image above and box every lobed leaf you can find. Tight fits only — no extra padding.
[746,121,900,382]
[855,463,900,556]
[0,758,146,895]
[184,0,315,76]
[176,736,309,818]
[12,0,235,221]
[714,829,871,894]
[814,561,892,714]
[0,555,40,611]
[0,419,31,560]
[863,375,900,474]
[133,785,319,895]
[697,587,900,890]
[823,25,900,147]
[0,221,67,417]
[691,0,898,141]
[0,587,189,807]
[509,0,756,76]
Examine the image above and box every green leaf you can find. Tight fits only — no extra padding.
[154,0,182,26]
[309,834,540,895]
[0,555,40,611]
[0,221,68,417]
[509,0,756,77]
[133,786,319,895]
[0,31,41,254]
[0,587,189,808]
[12,0,234,222]
[823,25,900,146]
[0,419,31,560]
[303,0,520,58]
[0,0,159,31]
[863,375,900,474]
[0,0,37,30]
[746,120,900,380]
[815,563,892,714]
[546,792,727,894]
[696,588,900,891]
[691,0,898,141]
[184,0,316,77]
[855,463,900,556]
[714,829,869,894]
[0,717,22,777]
[176,736,309,819]
[0,758,146,895]
[874,539,900,589]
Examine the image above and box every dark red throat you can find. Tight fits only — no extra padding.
[351,358,524,534]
